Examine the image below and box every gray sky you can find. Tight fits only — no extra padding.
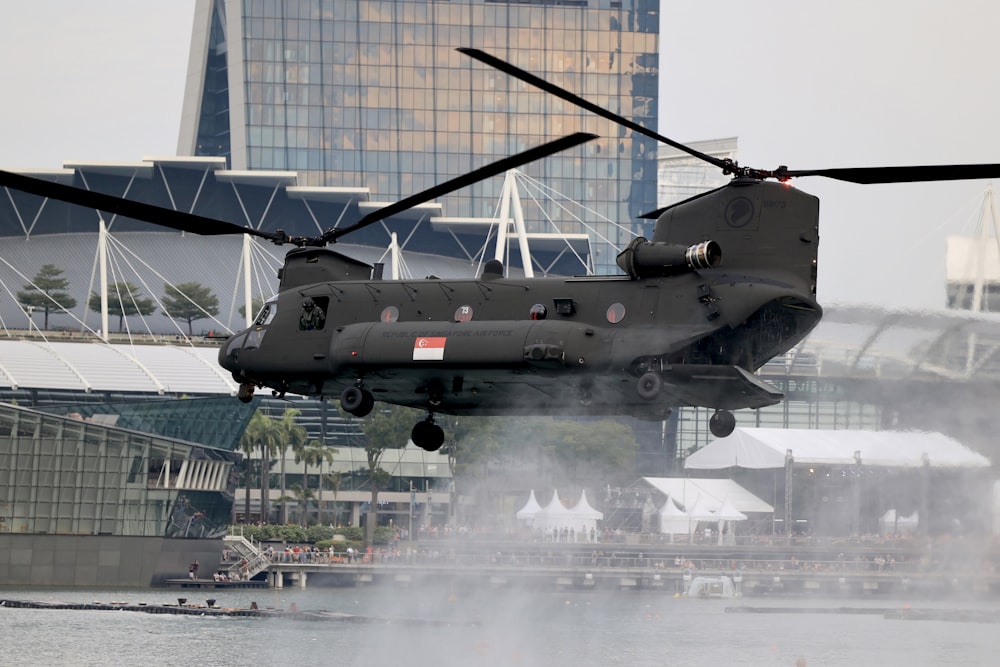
[2,1,998,310]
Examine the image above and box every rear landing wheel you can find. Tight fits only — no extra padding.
[709,409,736,438]
[636,371,662,400]
[412,418,445,452]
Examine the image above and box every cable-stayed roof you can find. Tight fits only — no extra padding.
[0,339,233,396]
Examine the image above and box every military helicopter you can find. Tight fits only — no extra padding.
[4,49,1000,452]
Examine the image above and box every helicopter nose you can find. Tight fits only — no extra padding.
[218,335,240,372]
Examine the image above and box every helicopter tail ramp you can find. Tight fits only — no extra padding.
[658,364,783,411]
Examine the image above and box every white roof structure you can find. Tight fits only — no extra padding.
[0,339,237,396]
[641,477,773,514]
[684,428,991,470]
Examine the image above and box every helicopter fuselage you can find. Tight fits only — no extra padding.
[220,180,823,429]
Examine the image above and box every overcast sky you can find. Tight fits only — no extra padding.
[1,1,998,310]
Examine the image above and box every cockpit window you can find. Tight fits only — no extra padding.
[253,299,278,326]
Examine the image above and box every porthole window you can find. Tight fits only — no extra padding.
[606,302,626,324]
[380,306,399,323]
[529,304,547,320]
[454,305,473,322]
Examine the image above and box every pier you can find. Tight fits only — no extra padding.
[231,559,1000,597]
[198,536,1000,598]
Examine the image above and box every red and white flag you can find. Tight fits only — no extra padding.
[412,337,446,361]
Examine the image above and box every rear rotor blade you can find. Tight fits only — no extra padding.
[0,168,282,241]
[459,47,731,173]
[777,164,1000,184]
[323,131,597,243]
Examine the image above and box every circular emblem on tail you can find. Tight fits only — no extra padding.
[725,197,755,228]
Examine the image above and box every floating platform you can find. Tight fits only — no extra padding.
[0,598,475,625]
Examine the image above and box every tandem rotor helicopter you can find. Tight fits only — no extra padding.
[4,48,1000,451]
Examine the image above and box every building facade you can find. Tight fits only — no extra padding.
[0,403,241,587]
[179,0,660,274]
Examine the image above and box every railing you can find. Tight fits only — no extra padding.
[222,533,271,580]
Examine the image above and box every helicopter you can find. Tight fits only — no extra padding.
[4,48,1000,452]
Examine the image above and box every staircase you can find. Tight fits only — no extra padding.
[223,534,272,580]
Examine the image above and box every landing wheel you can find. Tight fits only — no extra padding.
[709,409,736,438]
[237,382,255,403]
[340,385,375,417]
[412,419,445,452]
[636,371,663,400]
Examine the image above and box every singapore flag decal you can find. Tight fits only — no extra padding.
[413,337,446,361]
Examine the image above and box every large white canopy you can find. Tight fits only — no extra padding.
[641,477,773,514]
[684,428,991,470]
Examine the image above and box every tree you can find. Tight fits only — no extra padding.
[439,415,503,528]
[326,470,344,526]
[298,442,336,526]
[87,281,157,332]
[17,263,77,330]
[161,281,219,336]
[290,484,314,526]
[237,294,267,322]
[238,409,282,523]
[276,407,309,525]
[542,418,637,486]
[354,405,419,543]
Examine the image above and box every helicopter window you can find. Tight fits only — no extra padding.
[454,305,473,322]
[553,298,576,316]
[606,303,626,324]
[243,329,265,350]
[529,304,547,320]
[253,300,278,326]
[299,296,329,331]
[381,306,399,323]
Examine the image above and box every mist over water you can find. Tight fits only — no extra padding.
[3,584,1000,667]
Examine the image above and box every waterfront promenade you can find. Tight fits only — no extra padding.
[188,536,1000,597]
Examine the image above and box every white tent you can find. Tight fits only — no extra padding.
[714,497,747,545]
[516,489,542,525]
[658,495,691,535]
[715,497,748,522]
[879,509,919,536]
[533,489,579,532]
[641,477,774,514]
[570,489,603,522]
[685,428,991,470]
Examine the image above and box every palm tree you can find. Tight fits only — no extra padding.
[276,407,308,525]
[237,412,263,522]
[298,443,336,526]
[238,410,281,523]
[290,484,315,527]
[258,411,283,523]
[327,471,344,526]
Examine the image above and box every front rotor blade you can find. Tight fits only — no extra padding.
[458,47,730,173]
[323,131,597,243]
[778,164,1000,184]
[0,168,281,240]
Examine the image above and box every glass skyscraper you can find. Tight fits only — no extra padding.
[179,0,660,273]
